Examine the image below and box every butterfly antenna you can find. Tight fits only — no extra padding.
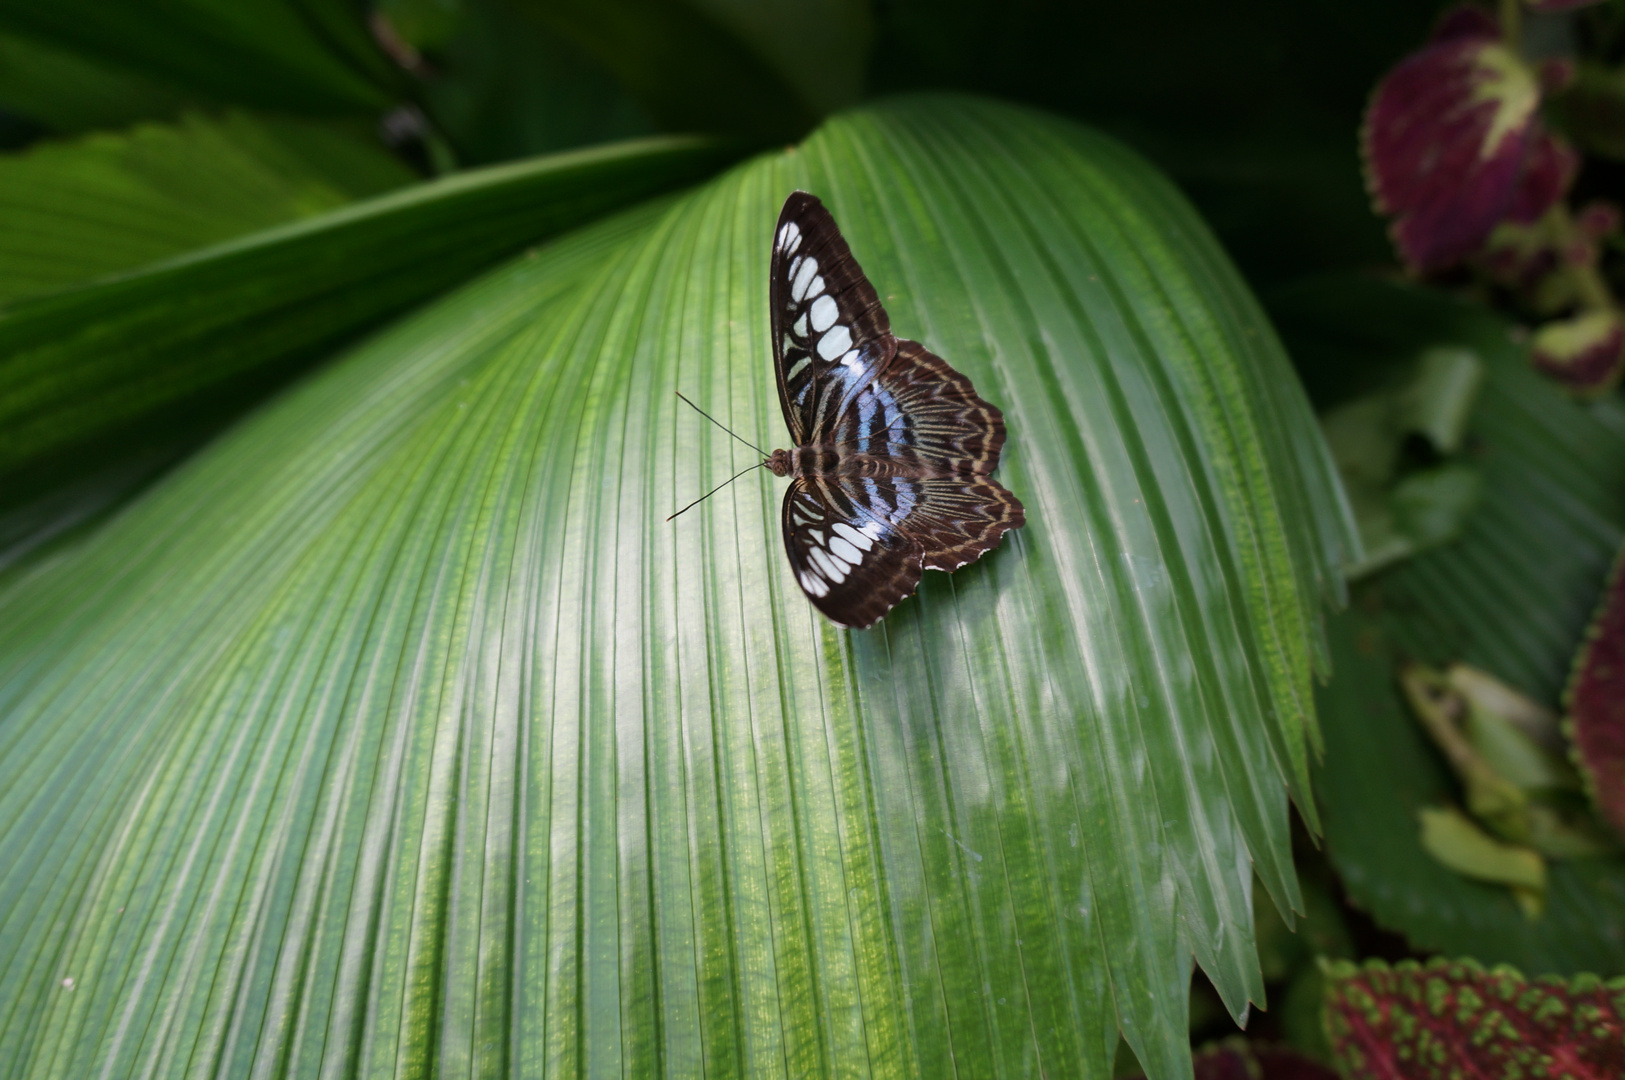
[666,461,768,523]
[674,391,768,457]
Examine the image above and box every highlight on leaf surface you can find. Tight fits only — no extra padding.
[1322,957,1625,1080]
[0,95,1355,1080]
[1566,542,1625,837]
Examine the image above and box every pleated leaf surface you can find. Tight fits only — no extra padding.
[0,96,1353,1079]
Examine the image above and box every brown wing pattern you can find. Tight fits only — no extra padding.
[830,338,1008,476]
[770,192,895,445]
[782,479,923,629]
[769,191,1026,628]
[783,474,1024,629]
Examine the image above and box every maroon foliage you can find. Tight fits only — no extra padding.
[1363,7,1573,272]
[1324,957,1625,1079]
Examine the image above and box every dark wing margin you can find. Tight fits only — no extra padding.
[770,191,896,445]
[783,474,1025,629]
[830,338,1008,476]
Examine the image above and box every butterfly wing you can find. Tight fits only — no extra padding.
[770,191,896,445]
[830,338,1009,476]
[784,474,1024,628]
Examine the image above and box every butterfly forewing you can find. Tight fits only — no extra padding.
[771,192,895,446]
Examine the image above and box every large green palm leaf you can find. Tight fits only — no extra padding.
[0,96,1353,1079]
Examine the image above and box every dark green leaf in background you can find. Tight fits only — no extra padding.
[410,0,656,166]
[514,0,816,142]
[0,133,734,516]
[1277,278,1625,975]
[0,96,1354,1079]
[0,110,417,306]
[0,0,400,116]
[0,29,185,135]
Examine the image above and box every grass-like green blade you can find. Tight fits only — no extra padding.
[0,134,736,503]
[0,96,1352,1079]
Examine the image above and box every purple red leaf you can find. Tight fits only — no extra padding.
[1324,957,1625,1079]
[1363,7,1570,272]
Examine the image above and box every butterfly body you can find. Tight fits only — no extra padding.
[761,192,1026,629]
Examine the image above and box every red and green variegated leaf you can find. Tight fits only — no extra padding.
[1567,543,1625,836]
[1531,309,1625,396]
[1362,7,1562,272]
[1324,957,1625,1080]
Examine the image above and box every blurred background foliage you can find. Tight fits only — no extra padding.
[4,0,1625,1076]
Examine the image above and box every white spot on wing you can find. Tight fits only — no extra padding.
[817,325,853,361]
[778,221,801,252]
[799,570,829,598]
[833,521,874,551]
[828,535,862,564]
[809,294,839,332]
[791,257,819,301]
[787,356,811,381]
[792,313,808,337]
[809,546,845,582]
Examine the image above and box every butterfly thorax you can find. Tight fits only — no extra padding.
[766,445,940,480]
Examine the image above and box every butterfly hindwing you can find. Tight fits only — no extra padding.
[783,479,921,629]
[830,338,1008,476]
[771,192,895,446]
[783,473,1024,628]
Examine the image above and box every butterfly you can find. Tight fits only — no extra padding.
[761,191,1025,628]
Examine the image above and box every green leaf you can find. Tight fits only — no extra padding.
[0,96,1351,1078]
[0,29,186,133]
[0,0,399,115]
[0,110,417,306]
[1567,543,1625,837]
[516,0,820,140]
[1272,276,1625,704]
[0,133,735,509]
[413,0,656,165]
[1279,277,1625,974]
[1314,608,1625,974]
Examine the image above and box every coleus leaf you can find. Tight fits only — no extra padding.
[1323,957,1625,1079]
[1362,6,1572,272]
[1567,542,1625,837]
[1530,309,1625,396]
